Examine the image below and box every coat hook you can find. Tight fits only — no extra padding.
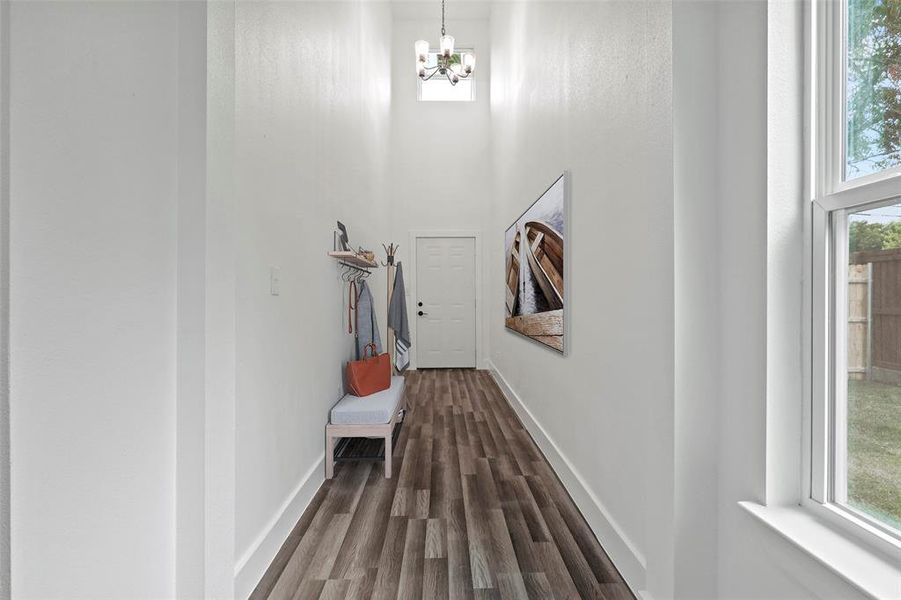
[381,242,399,266]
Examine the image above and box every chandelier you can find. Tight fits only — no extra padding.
[414,0,475,86]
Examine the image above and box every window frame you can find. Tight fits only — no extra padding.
[807,0,901,560]
[416,47,476,103]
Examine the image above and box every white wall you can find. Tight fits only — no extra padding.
[232,1,392,595]
[0,1,9,597]
[488,1,674,595]
[388,13,491,235]
[387,9,492,368]
[8,2,186,597]
[176,3,208,598]
[204,1,239,596]
[708,2,866,598]
[672,0,721,597]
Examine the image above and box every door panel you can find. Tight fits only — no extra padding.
[416,237,476,368]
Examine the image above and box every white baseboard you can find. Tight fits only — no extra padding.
[486,362,648,595]
[234,454,325,600]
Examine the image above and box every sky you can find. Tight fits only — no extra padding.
[851,202,901,224]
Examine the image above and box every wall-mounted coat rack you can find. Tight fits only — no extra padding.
[338,262,372,281]
[328,250,378,281]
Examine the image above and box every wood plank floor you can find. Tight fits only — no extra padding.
[251,369,634,600]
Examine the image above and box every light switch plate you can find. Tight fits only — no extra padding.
[270,266,280,296]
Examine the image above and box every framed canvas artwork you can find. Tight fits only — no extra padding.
[505,173,566,353]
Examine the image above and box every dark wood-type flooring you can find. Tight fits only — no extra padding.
[251,369,634,600]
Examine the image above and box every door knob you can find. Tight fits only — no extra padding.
[417,301,423,307]
[418,310,427,316]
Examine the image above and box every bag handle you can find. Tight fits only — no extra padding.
[362,343,377,358]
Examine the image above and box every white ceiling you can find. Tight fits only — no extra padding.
[390,0,492,20]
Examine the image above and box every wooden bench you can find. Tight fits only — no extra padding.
[326,376,406,479]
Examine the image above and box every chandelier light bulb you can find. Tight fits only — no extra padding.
[462,53,475,74]
[440,34,455,58]
[414,39,429,62]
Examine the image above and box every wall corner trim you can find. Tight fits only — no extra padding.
[486,362,648,595]
[234,454,325,599]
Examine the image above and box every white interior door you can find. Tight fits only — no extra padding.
[415,237,476,368]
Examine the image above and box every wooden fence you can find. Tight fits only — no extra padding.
[849,248,901,383]
[847,263,870,378]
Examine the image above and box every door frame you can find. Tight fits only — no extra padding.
[408,230,483,371]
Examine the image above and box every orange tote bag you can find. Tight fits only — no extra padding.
[346,343,391,397]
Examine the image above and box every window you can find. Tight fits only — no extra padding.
[811,0,901,550]
[846,1,901,179]
[417,50,474,102]
[838,203,901,532]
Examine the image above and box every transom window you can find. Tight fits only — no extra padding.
[417,50,474,102]
[811,0,901,551]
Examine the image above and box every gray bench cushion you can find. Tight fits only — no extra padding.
[330,376,405,425]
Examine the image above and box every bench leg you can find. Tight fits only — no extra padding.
[326,433,335,479]
[384,431,392,479]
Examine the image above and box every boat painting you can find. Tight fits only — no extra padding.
[524,220,563,310]
[506,231,521,316]
[504,173,566,353]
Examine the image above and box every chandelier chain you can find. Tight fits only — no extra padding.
[441,0,446,36]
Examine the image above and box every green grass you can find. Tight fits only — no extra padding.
[847,379,901,531]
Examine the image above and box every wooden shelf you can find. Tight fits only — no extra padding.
[328,251,378,268]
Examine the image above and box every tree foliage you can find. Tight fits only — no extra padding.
[849,219,901,252]
[847,0,901,176]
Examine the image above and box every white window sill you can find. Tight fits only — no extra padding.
[739,502,901,599]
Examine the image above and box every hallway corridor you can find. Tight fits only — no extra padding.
[251,369,633,600]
